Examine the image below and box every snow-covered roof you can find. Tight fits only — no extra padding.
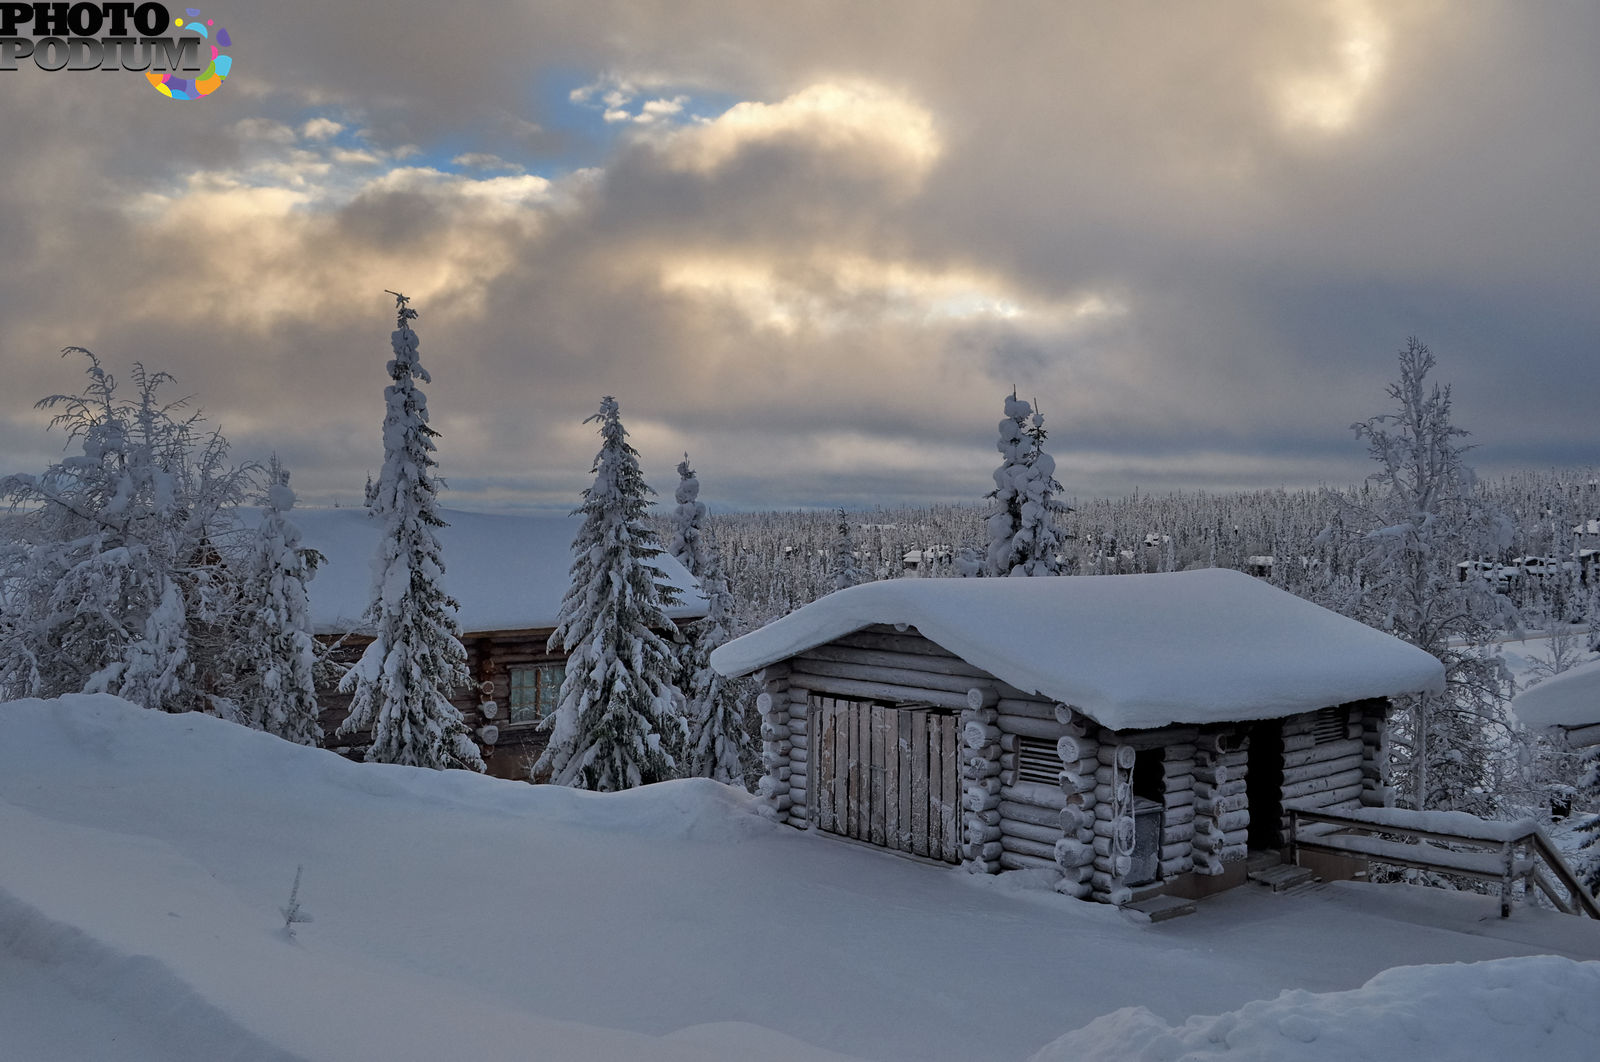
[710,569,1444,730]
[265,507,706,636]
[1511,657,1600,732]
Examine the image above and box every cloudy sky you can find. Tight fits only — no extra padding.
[0,1,1594,511]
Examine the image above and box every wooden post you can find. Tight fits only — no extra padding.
[1500,840,1514,919]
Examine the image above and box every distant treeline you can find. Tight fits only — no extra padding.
[673,467,1600,635]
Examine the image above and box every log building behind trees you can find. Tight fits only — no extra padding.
[711,570,1444,907]
[280,507,706,779]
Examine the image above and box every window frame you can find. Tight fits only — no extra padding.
[506,662,565,726]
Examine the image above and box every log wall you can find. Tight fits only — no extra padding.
[960,695,1004,874]
[757,664,798,823]
[1358,701,1391,807]
[1191,727,1249,874]
[1159,739,1198,880]
[1052,706,1098,899]
[1276,704,1366,837]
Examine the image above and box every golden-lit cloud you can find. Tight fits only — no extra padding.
[1275,0,1390,134]
[656,252,1119,338]
[656,80,941,190]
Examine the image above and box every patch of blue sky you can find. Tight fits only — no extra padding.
[531,67,742,161]
[279,69,744,187]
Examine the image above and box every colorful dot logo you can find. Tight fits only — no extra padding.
[147,8,232,100]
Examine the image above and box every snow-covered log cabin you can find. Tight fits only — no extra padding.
[1513,657,1600,751]
[287,508,707,778]
[710,569,1444,906]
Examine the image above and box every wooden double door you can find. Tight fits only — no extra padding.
[809,696,961,863]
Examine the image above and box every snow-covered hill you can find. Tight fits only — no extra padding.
[2,696,1598,1061]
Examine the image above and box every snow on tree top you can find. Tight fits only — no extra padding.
[256,507,707,636]
[1511,656,1600,731]
[710,568,1444,731]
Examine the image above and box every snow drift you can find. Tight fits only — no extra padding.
[1031,955,1600,1062]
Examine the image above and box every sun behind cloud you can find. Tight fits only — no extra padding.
[1275,0,1391,134]
[657,79,942,189]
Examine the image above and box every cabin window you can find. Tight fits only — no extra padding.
[508,664,564,724]
[1014,736,1059,786]
[1312,707,1348,745]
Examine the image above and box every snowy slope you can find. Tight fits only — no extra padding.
[2,695,1598,1061]
[712,569,1444,729]
[259,507,707,634]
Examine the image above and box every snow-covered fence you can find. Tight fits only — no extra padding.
[1287,804,1600,919]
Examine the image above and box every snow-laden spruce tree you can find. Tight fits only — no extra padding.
[0,351,248,711]
[984,391,1067,577]
[227,457,323,745]
[685,555,749,784]
[668,456,750,785]
[669,454,710,576]
[536,397,687,790]
[831,508,867,591]
[1339,338,1513,812]
[337,293,482,771]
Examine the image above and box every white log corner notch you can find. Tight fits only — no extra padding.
[960,685,1003,873]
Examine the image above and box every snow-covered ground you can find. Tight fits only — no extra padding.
[3,695,1598,1061]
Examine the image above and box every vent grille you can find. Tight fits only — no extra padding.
[1313,707,1348,745]
[1016,736,1060,786]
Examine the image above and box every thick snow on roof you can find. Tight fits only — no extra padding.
[711,569,1444,730]
[1512,656,1600,731]
[267,507,706,635]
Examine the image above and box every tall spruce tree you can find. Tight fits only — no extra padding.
[685,554,748,784]
[229,457,323,745]
[1340,338,1513,812]
[535,397,687,790]
[984,391,1066,576]
[337,293,482,771]
[669,457,751,784]
[831,508,866,591]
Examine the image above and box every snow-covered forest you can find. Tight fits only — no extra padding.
[700,468,1600,636]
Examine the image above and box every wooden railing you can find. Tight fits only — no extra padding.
[1288,804,1600,920]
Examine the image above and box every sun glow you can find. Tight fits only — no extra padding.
[1277,0,1389,134]
[657,253,1119,336]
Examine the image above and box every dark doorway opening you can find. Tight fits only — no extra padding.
[1247,722,1284,849]
[1126,747,1167,885]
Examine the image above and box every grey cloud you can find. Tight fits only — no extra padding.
[0,2,1594,512]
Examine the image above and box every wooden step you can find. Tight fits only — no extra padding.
[1127,882,1168,904]
[1248,863,1317,892]
[1246,849,1283,874]
[1123,894,1197,922]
